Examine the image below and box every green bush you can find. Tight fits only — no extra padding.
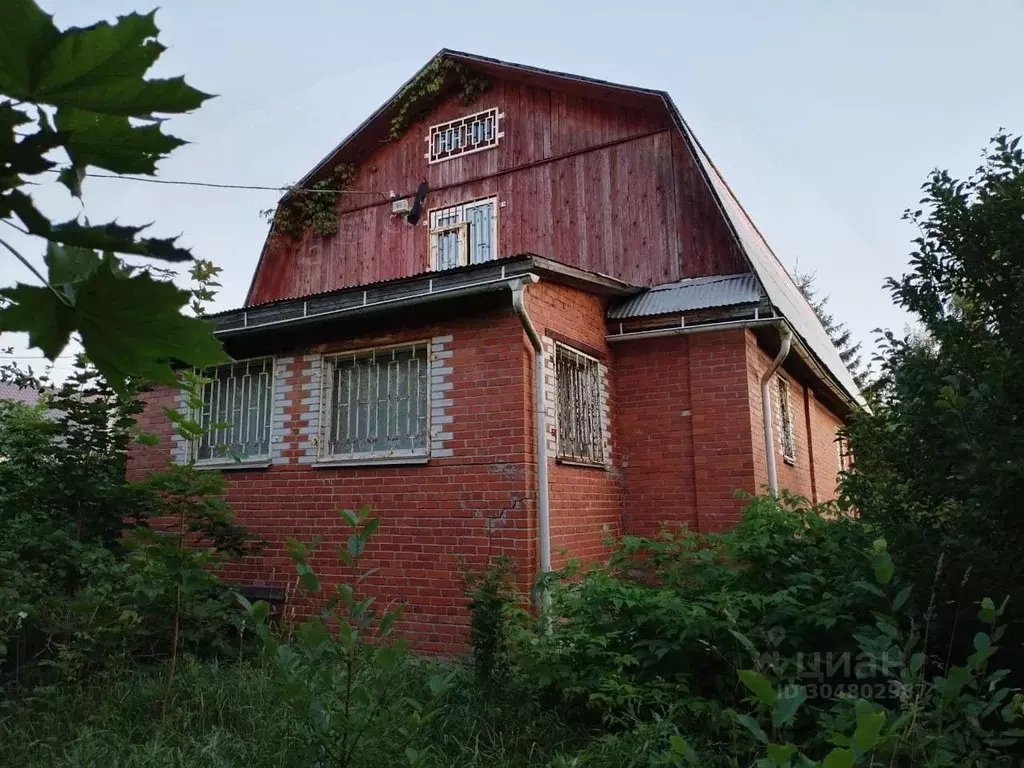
[461,554,520,683]
[500,495,1024,765]
[0,362,255,691]
[842,132,1024,674]
[512,493,880,728]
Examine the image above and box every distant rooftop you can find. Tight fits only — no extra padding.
[0,381,41,406]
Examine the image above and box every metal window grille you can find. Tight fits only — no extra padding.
[429,197,497,270]
[322,343,429,459]
[426,107,503,164]
[196,357,273,462]
[778,377,796,461]
[555,345,604,464]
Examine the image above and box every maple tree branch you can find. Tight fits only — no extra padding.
[0,230,72,307]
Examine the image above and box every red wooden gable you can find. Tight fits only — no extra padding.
[245,51,746,307]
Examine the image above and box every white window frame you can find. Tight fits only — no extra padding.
[778,376,796,463]
[319,341,431,463]
[428,196,498,271]
[425,107,504,164]
[554,342,605,466]
[191,355,276,467]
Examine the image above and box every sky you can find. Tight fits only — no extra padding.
[4,0,1023,381]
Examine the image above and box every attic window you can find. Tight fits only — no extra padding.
[426,108,503,164]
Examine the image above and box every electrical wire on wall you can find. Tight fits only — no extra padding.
[41,168,391,199]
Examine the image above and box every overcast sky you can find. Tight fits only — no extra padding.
[4,0,1022,380]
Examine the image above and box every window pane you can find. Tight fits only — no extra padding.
[466,201,494,264]
[325,344,429,458]
[555,346,603,463]
[437,229,461,270]
[196,358,273,461]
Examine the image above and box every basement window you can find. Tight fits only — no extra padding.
[778,377,796,463]
[426,107,503,164]
[321,343,430,461]
[429,197,498,271]
[195,357,274,464]
[555,344,605,465]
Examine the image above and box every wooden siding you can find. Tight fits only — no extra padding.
[248,78,746,305]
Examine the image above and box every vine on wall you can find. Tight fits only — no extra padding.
[388,57,490,141]
[264,55,489,240]
[262,162,356,240]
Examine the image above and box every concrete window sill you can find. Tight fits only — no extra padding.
[193,459,273,471]
[313,455,430,469]
[556,457,610,471]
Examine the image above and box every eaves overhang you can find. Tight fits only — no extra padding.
[213,254,635,339]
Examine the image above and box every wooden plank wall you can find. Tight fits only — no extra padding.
[248,79,747,305]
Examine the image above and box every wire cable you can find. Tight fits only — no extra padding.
[41,169,389,199]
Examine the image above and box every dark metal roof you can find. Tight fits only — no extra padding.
[608,274,762,319]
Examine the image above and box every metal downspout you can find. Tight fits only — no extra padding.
[510,275,551,577]
[761,323,793,497]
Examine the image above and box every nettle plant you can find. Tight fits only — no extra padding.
[239,506,453,768]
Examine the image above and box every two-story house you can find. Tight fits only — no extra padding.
[129,50,862,653]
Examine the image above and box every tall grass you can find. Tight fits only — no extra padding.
[0,658,595,768]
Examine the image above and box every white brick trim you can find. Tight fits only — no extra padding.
[541,337,557,458]
[271,356,296,465]
[170,387,189,464]
[295,354,322,465]
[429,335,454,458]
[598,359,612,466]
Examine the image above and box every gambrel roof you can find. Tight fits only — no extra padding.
[250,49,863,407]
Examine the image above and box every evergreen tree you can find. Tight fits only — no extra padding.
[793,269,869,390]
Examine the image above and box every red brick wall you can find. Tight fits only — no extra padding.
[689,331,758,530]
[128,305,536,654]
[808,392,844,502]
[127,301,850,652]
[615,329,758,536]
[615,336,697,536]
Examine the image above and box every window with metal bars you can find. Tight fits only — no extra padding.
[321,343,430,460]
[555,344,604,464]
[195,357,274,463]
[429,197,497,271]
[778,377,796,462]
[836,431,848,474]
[426,107,503,164]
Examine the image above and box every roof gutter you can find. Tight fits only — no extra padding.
[218,271,533,338]
[606,315,779,342]
[509,275,551,585]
